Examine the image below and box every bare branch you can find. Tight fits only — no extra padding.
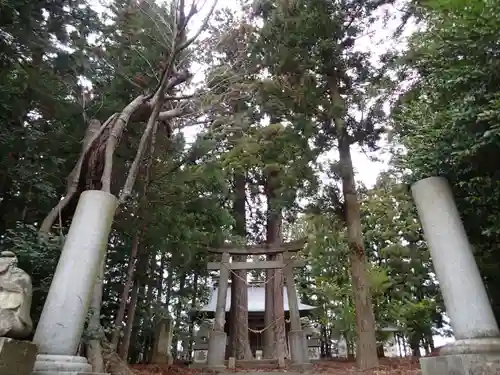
[39,117,116,234]
[131,46,159,82]
[164,94,195,100]
[119,74,173,203]
[175,0,218,55]
[118,119,160,205]
[158,106,188,121]
[100,57,144,90]
[101,96,146,192]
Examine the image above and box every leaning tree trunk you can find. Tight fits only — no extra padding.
[228,171,253,359]
[34,3,220,375]
[337,125,379,369]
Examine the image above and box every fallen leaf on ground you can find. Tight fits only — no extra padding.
[131,358,421,375]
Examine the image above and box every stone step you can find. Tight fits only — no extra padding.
[233,359,280,369]
[32,354,108,375]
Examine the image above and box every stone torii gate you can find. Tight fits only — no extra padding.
[205,240,311,371]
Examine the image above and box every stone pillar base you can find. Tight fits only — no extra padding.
[0,338,38,375]
[289,362,313,372]
[288,330,309,366]
[206,330,227,370]
[32,354,108,375]
[151,354,173,365]
[440,337,500,355]
[420,353,500,375]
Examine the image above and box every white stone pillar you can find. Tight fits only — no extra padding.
[207,252,229,370]
[411,177,500,348]
[151,317,174,364]
[33,190,117,355]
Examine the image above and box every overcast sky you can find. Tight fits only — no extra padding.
[184,0,417,188]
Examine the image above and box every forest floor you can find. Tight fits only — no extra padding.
[131,358,421,375]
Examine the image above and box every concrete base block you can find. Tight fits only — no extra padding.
[289,362,313,372]
[206,330,227,370]
[420,353,500,375]
[204,365,226,373]
[0,337,38,375]
[32,354,109,375]
[441,338,500,355]
[288,330,309,366]
[151,354,173,365]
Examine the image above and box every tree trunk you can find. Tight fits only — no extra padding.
[173,273,186,358]
[229,172,253,359]
[143,253,156,363]
[129,303,144,364]
[165,267,173,309]
[86,257,106,373]
[188,273,199,360]
[119,277,139,361]
[272,253,286,359]
[264,260,275,358]
[157,254,165,304]
[376,343,385,358]
[332,84,378,369]
[111,229,141,350]
[102,342,136,375]
[119,245,149,360]
[411,342,421,358]
[425,329,434,352]
[112,122,156,351]
[263,170,286,360]
[320,324,327,358]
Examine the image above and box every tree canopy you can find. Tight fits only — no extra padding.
[1,0,498,372]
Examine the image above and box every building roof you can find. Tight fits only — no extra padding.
[196,286,316,312]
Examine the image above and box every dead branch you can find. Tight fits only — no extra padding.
[176,0,218,54]
[118,119,159,205]
[118,76,171,203]
[101,96,146,192]
[165,94,195,100]
[39,117,116,234]
[117,9,202,203]
[158,106,187,121]
[40,0,218,234]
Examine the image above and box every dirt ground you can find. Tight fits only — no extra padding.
[131,358,421,375]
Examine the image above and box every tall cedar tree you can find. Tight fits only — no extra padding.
[229,171,254,359]
[253,0,393,368]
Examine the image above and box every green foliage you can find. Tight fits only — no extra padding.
[2,0,478,362]
[3,224,62,326]
[291,172,443,352]
[393,0,500,320]
[0,0,230,360]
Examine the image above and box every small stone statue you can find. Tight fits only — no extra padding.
[0,251,33,339]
